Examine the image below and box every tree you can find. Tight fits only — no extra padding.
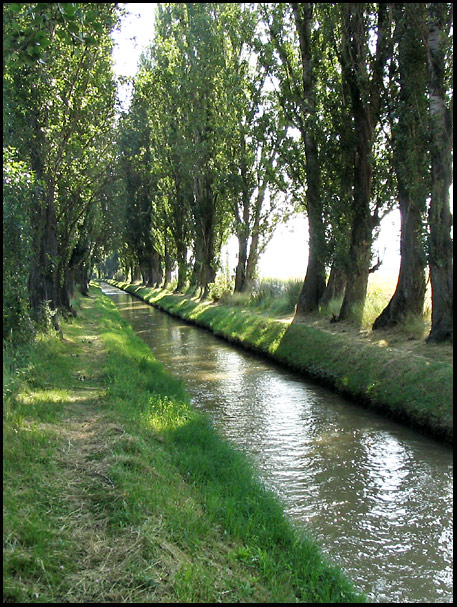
[140,3,233,298]
[373,3,429,330]
[424,2,453,343]
[182,3,233,298]
[311,2,355,308]
[259,3,327,315]
[3,149,34,338]
[143,16,194,292]
[220,4,289,293]
[290,2,328,315]
[4,3,119,327]
[118,88,164,288]
[336,3,392,325]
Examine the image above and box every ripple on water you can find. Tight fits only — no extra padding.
[102,284,453,604]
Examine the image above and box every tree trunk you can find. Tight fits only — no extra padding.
[373,205,426,329]
[373,3,428,330]
[425,3,453,343]
[132,264,141,282]
[337,219,372,325]
[372,122,427,328]
[175,242,188,292]
[58,268,72,314]
[28,196,59,325]
[244,240,259,293]
[191,174,217,298]
[291,3,327,318]
[233,132,252,294]
[320,263,347,307]
[337,101,374,325]
[163,255,173,288]
[236,183,266,293]
[152,250,164,287]
[78,264,90,297]
[172,175,190,293]
[294,188,327,316]
[27,117,59,327]
[234,231,249,293]
[337,3,389,326]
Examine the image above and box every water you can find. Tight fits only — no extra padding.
[101,284,453,603]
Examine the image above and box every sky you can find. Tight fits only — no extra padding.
[110,3,402,281]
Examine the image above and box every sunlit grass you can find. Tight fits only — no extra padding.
[316,273,432,333]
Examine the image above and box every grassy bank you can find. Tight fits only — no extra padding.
[108,280,453,444]
[3,284,363,603]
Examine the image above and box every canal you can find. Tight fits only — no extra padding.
[101,283,453,603]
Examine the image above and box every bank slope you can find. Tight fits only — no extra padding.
[108,281,453,445]
[3,284,363,603]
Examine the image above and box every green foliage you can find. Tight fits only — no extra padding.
[4,2,121,325]
[205,276,303,316]
[3,2,452,340]
[208,274,234,302]
[3,149,35,339]
[244,278,302,316]
[3,3,118,69]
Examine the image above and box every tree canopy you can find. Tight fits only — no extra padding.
[3,2,453,343]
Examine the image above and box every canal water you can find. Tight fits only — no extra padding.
[101,284,453,603]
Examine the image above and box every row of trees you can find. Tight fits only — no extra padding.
[115,3,292,299]
[4,3,122,336]
[114,3,452,342]
[3,3,452,344]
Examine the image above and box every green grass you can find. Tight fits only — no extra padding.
[217,277,303,317]
[110,279,452,443]
[3,284,364,603]
[167,272,432,338]
[209,273,432,335]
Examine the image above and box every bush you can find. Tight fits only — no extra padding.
[208,272,234,302]
[245,278,301,316]
[3,148,35,340]
[114,270,126,281]
[250,278,284,308]
[284,278,302,311]
[218,278,302,316]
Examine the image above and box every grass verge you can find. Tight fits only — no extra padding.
[3,284,364,603]
[108,280,453,444]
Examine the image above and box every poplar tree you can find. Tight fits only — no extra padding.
[373,3,429,330]
[4,3,119,326]
[424,2,453,343]
[336,3,392,325]
[259,3,327,314]
[221,4,289,293]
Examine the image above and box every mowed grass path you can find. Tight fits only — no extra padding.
[3,285,364,603]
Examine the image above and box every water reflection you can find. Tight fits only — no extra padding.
[102,284,453,603]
